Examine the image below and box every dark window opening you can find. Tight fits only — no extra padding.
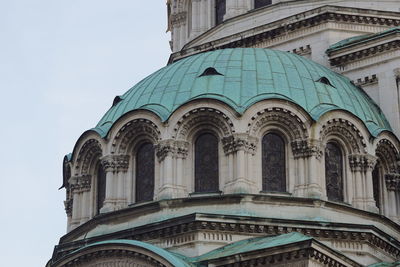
[135,142,155,202]
[97,163,106,214]
[255,0,272,9]
[195,133,219,192]
[199,67,223,77]
[262,133,286,192]
[215,0,226,25]
[317,77,335,88]
[325,142,344,202]
[372,165,381,211]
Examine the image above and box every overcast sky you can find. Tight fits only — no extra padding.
[0,1,170,266]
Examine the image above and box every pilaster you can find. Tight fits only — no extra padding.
[100,155,130,213]
[156,140,189,199]
[385,173,400,222]
[222,133,258,194]
[349,154,378,212]
[291,139,323,199]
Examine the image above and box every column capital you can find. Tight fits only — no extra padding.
[101,154,130,173]
[69,175,92,193]
[170,11,187,26]
[385,173,400,191]
[222,133,258,155]
[156,139,189,162]
[291,139,322,159]
[349,154,377,172]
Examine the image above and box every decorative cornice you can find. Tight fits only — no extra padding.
[170,6,400,63]
[222,133,258,155]
[349,154,377,172]
[353,74,378,87]
[329,40,400,67]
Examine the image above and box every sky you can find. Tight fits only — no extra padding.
[0,1,170,266]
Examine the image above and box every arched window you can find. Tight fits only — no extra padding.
[372,164,381,211]
[325,142,344,202]
[255,0,272,9]
[195,133,219,192]
[262,133,286,192]
[215,0,226,25]
[96,163,106,214]
[135,142,155,202]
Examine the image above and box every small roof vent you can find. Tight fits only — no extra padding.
[112,96,122,107]
[199,67,223,77]
[317,77,335,88]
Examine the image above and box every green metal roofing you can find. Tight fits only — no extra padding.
[93,48,391,137]
[191,232,312,263]
[327,27,400,53]
[66,239,194,267]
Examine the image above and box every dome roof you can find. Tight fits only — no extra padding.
[94,48,391,137]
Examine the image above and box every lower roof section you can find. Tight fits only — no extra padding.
[51,194,400,265]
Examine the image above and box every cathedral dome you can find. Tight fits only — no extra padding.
[94,48,391,138]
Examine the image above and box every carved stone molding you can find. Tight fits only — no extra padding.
[64,199,73,217]
[100,155,130,173]
[376,139,400,173]
[247,107,308,141]
[173,108,234,140]
[69,175,92,193]
[329,41,400,67]
[291,139,323,159]
[349,154,378,172]
[222,133,258,155]
[155,139,189,161]
[170,6,400,63]
[320,118,366,153]
[385,173,400,191]
[170,11,187,26]
[353,74,378,87]
[76,139,102,175]
[112,119,160,154]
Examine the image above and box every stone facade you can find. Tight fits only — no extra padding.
[49,1,400,266]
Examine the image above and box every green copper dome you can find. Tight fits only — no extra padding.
[94,48,391,137]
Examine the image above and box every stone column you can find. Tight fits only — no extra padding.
[291,140,308,197]
[175,140,189,197]
[222,133,258,194]
[100,155,118,213]
[349,154,378,212]
[191,0,201,37]
[115,155,130,209]
[156,140,189,200]
[69,176,80,229]
[79,175,92,224]
[349,154,366,210]
[364,155,378,212]
[385,174,400,222]
[292,139,323,198]
[170,11,187,51]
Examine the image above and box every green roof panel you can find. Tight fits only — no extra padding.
[93,48,392,137]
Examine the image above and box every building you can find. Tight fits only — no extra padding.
[48,1,400,266]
